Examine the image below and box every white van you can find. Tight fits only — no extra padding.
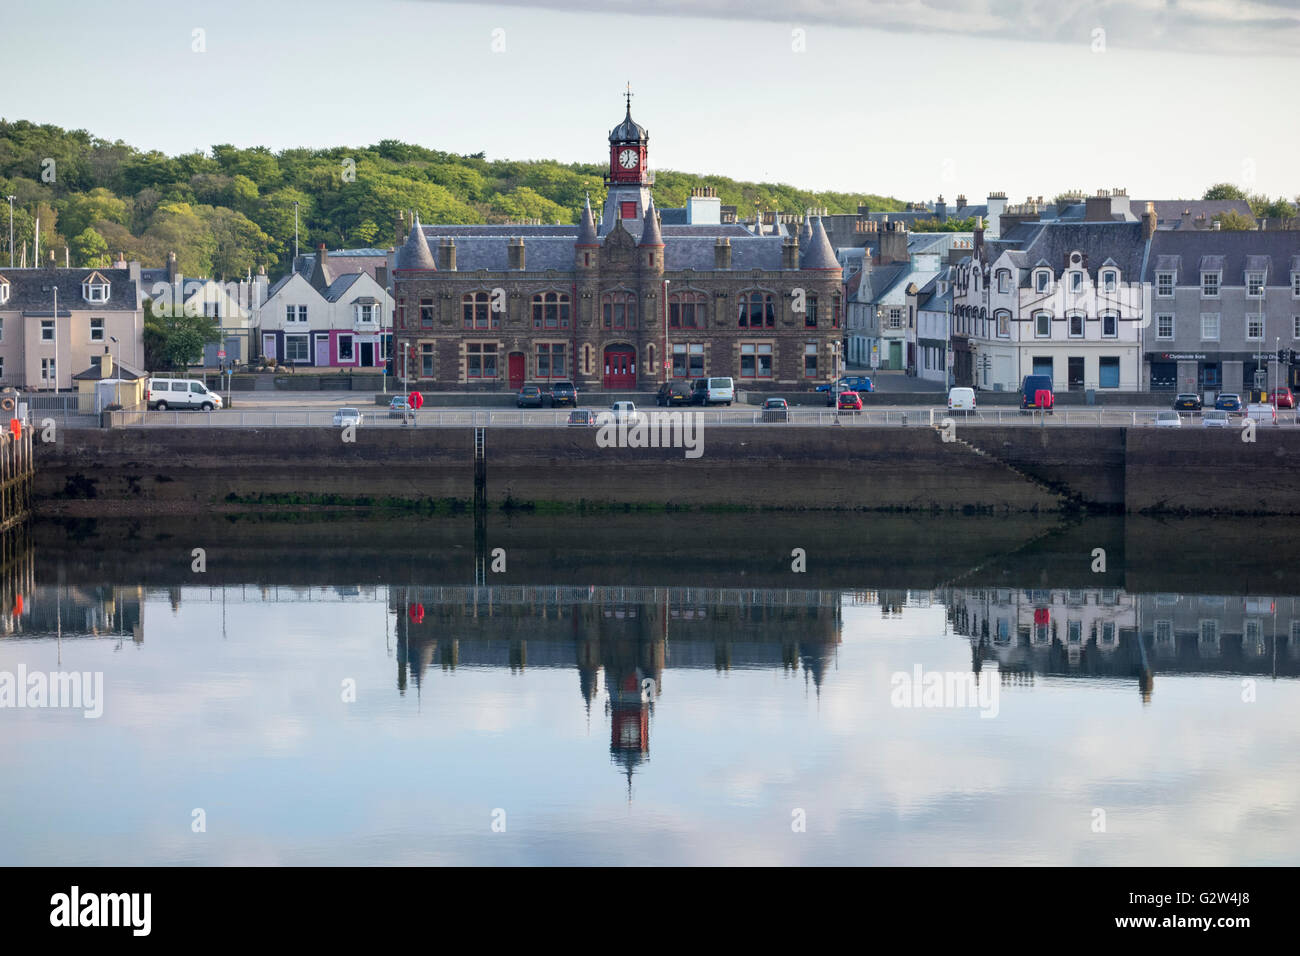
[947,387,976,412]
[1244,403,1278,426]
[146,377,223,411]
[703,377,735,406]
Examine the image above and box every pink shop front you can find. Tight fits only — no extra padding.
[261,330,392,368]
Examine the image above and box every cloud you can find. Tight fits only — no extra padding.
[427,0,1300,56]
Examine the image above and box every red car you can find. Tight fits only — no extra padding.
[1271,387,1294,409]
[837,390,863,412]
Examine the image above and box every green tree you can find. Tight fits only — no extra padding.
[143,302,222,374]
[59,187,129,237]
[1212,210,1256,231]
[69,226,109,267]
[1203,183,1248,201]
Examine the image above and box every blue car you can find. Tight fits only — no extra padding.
[1214,393,1242,414]
[816,376,874,394]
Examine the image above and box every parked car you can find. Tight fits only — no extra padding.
[696,376,735,406]
[548,381,577,407]
[947,387,976,412]
[146,377,223,411]
[1154,410,1182,428]
[655,382,692,406]
[516,385,544,408]
[761,397,789,422]
[1020,374,1054,413]
[387,396,411,418]
[837,390,863,412]
[1272,387,1295,409]
[332,407,363,427]
[567,409,596,427]
[1214,393,1243,414]
[1202,409,1232,428]
[610,401,641,423]
[1245,403,1278,426]
[1172,393,1202,411]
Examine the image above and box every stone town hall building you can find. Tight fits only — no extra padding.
[390,99,843,392]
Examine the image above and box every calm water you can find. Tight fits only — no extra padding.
[2,515,1299,865]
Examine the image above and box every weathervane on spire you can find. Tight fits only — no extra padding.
[624,82,633,112]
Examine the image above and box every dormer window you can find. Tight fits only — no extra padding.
[1102,270,1118,293]
[82,272,110,303]
[1292,272,1300,298]
[1034,270,1051,293]
[996,269,1010,294]
[1070,271,1083,292]
[1156,271,1174,297]
[1246,271,1265,298]
[0,277,9,305]
[1201,272,1220,297]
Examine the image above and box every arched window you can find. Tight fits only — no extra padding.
[996,269,1010,294]
[531,291,570,330]
[738,291,775,328]
[602,291,636,329]
[462,291,497,330]
[669,291,707,329]
[995,309,1011,337]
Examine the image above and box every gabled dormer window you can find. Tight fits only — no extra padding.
[996,269,1010,294]
[0,277,9,305]
[1201,272,1220,297]
[1034,270,1051,293]
[1102,270,1118,293]
[82,271,110,303]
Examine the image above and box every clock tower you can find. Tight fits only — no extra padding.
[602,89,652,235]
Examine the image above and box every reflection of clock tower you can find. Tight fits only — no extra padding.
[602,90,652,235]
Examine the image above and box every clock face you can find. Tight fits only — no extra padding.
[618,148,638,170]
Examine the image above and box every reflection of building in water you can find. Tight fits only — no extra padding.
[0,521,33,636]
[944,587,1300,701]
[5,584,144,642]
[395,585,842,786]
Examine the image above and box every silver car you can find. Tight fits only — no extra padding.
[332,407,363,427]
[1202,409,1231,428]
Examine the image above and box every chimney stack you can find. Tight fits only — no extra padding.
[167,251,178,283]
[508,236,525,270]
[714,237,731,270]
[438,238,457,271]
[782,237,799,269]
[1141,202,1157,240]
[974,215,985,256]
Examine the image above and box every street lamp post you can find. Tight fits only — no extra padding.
[662,279,670,386]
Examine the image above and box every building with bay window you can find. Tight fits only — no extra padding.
[389,96,843,391]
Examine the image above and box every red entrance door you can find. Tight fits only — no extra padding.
[603,347,636,389]
[508,352,526,389]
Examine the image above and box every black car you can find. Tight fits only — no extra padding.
[1020,374,1054,413]
[689,379,709,405]
[1172,393,1202,411]
[548,381,577,407]
[516,385,544,408]
[656,382,692,406]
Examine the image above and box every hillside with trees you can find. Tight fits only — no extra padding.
[0,119,907,279]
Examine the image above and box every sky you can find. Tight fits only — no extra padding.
[1,0,1297,203]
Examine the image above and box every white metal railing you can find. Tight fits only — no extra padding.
[105,407,1300,429]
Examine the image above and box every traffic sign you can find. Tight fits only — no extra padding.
[217,349,226,359]
[408,390,424,410]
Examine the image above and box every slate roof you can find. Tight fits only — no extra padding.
[639,199,664,246]
[1130,199,1253,228]
[292,249,388,282]
[1007,221,1147,284]
[576,196,598,246]
[395,217,437,271]
[0,268,139,314]
[1142,230,1300,285]
[802,218,840,271]
[73,358,146,381]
